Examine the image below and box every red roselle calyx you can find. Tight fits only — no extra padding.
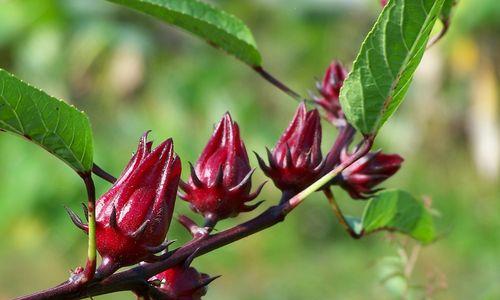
[335,148,403,199]
[257,102,324,194]
[94,132,181,277]
[149,266,216,300]
[314,61,348,127]
[180,113,265,225]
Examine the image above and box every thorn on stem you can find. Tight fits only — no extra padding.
[242,200,265,212]
[184,247,201,268]
[64,205,88,233]
[145,240,176,254]
[200,275,221,287]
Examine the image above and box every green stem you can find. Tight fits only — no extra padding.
[287,136,374,212]
[323,188,361,239]
[81,174,97,282]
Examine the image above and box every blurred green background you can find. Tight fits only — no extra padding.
[0,0,499,299]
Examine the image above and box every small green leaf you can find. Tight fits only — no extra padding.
[107,0,261,66]
[361,189,436,243]
[339,0,445,134]
[345,215,363,236]
[0,69,94,173]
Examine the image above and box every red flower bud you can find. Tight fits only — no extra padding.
[257,103,324,193]
[314,61,348,127]
[381,0,388,7]
[180,113,265,224]
[95,132,181,276]
[150,266,215,300]
[337,149,403,199]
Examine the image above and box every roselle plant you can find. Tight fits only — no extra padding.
[0,0,457,299]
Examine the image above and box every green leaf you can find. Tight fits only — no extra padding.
[361,189,436,244]
[345,215,363,236]
[0,69,93,173]
[339,0,445,134]
[107,0,261,66]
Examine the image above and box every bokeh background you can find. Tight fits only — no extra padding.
[0,0,499,299]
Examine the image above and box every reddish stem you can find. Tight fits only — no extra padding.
[17,137,373,300]
[427,18,450,49]
[92,163,117,184]
[253,66,302,101]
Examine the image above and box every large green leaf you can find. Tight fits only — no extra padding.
[339,0,445,134]
[0,69,93,173]
[107,0,261,66]
[361,189,435,244]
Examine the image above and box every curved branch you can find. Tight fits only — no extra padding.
[17,137,373,300]
[253,67,303,101]
[427,18,450,49]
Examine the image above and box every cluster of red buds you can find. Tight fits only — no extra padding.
[66,113,268,296]
[63,60,404,299]
[252,61,403,199]
[313,61,403,198]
